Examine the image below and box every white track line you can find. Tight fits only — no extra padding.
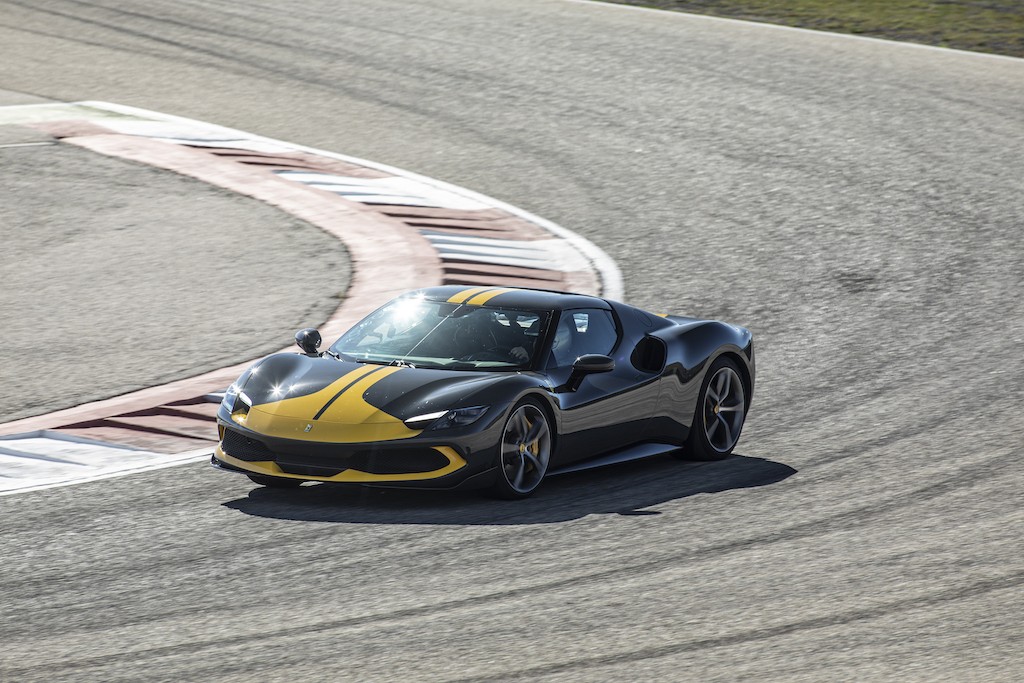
[0,437,211,497]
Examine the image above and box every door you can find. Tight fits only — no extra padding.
[548,308,660,464]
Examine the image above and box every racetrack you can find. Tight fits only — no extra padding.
[2,0,1023,680]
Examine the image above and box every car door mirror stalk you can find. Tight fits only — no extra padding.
[295,328,322,356]
[563,354,614,392]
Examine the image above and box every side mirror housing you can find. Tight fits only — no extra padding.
[295,328,322,356]
[564,354,614,392]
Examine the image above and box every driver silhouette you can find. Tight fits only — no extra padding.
[550,316,578,367]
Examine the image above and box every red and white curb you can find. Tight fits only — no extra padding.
[0,101,622,495]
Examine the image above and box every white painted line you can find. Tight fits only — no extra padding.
[3,429,144,451]
[0,141,57,148]
[0,102,132,124]
[419,233,544,250]
[441,252,583,271]
[141,134,289,154]
[0,449,212,497]
[423,233,591,270]
[0,432,212,495]
[0,448,87,466]
[275,171,492,211]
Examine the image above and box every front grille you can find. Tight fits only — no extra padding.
[277,448,451,475]
[222,428,275,462]
[275,462,345,477]
[222,428,454,476]
[352,449,450,474]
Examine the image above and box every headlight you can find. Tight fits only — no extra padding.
[235,391,252,410]
[221,384,239,411]
[222,365,258,417]
[404,406,489,430]
[227,390,252,423]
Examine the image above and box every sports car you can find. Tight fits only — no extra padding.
[211,286,754,498]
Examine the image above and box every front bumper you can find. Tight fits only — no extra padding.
[210,452,499,490]
[212,418,501,490]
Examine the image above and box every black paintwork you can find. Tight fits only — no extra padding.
[212,287,755,489]
[294,327,322,356]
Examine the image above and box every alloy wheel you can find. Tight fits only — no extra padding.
[499,403,551,494]
[702,365,746,453]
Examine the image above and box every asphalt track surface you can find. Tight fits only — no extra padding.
[0,138,350,422]
[1,1,1023,680]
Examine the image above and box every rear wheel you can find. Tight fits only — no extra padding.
[490,399,552,499]
[679,357,747,461]
[247,473,304,488]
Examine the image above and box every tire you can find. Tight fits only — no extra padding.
[679,356,747,461]
[247,473,304,488]
[489,398,553,499]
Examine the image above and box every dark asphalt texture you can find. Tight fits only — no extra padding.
[1,1,1022,680]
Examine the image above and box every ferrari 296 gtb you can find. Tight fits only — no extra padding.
[211,286,754,498]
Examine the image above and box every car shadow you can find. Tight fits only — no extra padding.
[220,452,796,525]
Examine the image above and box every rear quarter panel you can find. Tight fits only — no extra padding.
[647,318,755,445]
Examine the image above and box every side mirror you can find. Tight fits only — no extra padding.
[565,354,614,392]
[295,328,322,356]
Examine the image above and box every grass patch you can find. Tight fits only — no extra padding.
[603,1,1024,58]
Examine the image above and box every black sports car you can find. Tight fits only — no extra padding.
[212,286,754,498]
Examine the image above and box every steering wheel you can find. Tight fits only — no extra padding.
[459,346,511,362]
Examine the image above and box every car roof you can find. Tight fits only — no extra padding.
[412,285,610,312]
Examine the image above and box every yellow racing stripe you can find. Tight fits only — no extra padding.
[447,286,494,304]
[235,365,422,443]
[465,287,516,305]
[240,364,378,420]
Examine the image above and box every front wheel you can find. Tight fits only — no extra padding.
[490,399,553,499]
[679,357,747,461]
[247,473,304,488]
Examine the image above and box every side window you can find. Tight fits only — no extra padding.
[549,308,619,367]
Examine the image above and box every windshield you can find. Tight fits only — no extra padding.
[329,296,550,370]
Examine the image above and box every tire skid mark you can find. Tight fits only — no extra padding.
[4,453,1011,663]
[761,323,1024,436]
[5,1,275,78]
[5,0,487,112]
[451,571,1024,683]
[3,448,1006,608]
[17,0,384,75]
[786,383,1020,471]
[10,566,1021,677]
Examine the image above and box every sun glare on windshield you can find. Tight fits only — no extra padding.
[330,297,549,370]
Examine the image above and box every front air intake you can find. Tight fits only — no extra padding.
[221,429,275,462]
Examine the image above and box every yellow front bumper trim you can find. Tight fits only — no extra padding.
[215,445,467,483]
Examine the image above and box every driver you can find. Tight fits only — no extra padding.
[456,311,531,363]
[491,313,532,363]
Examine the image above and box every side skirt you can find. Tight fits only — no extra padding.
[548,442,681,476]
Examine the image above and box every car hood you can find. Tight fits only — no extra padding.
[230,353,508,443]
